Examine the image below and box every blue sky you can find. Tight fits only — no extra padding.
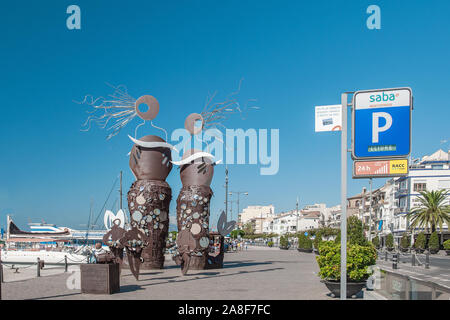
[1,0,449,230]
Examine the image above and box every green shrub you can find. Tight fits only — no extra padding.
[428,231,439,251]
[315,241,377,281]
[372,237,380,248]
[267,241,274,247]
[400,234,410,249]
[443,239,450,250]
[334,231,341,244]
[279,235,289,247]
[386,233,394,249]
[414,232,426,249]
[298,233,312,249]
[313,232,322,250]
[230,229,245,239]
[348,216,366,246]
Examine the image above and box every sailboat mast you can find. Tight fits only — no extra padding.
[120,171,123,210]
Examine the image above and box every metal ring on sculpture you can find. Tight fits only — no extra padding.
[135,95,160,120]
[184,113,204,135]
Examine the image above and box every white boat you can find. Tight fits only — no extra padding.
[0,249,88,266]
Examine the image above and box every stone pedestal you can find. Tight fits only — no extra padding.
[80,263,120,294]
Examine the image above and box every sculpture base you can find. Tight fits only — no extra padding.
[188,255,207,270]
[80,263,120,294]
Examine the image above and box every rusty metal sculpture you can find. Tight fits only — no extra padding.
[102,218,126,266]
[80,86,175,274]
[126,96,173,269]
[119,227,149,280]
[171,113,218,275]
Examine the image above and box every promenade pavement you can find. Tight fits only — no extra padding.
[2,246,338,300]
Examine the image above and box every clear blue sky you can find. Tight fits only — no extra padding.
[1,0,449,230]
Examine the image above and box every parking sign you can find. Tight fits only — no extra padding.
[352,88,412,159]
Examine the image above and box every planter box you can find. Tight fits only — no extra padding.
[429,248,439,254]
[80,263,120,294]
[321,280,366,298]
[297,248,313,253]
[446,250,450,256]
[400,248,409,253]
[414,248,425,254]
[279,246,290,250]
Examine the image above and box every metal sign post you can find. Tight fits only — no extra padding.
[340,93,349,300]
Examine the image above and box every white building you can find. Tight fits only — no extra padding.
[355,149,450,246]
[392,149,450,240]
[239,205,275,226]
[326,205,342,228]
[263,209,320,235]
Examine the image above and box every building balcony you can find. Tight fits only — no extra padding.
[395,188,408,199]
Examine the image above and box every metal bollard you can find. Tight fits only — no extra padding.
[392,253,398,269]
[425,251,430,269]
[37,258,40,277]
[411,253,416,266]
[64,255,68,273]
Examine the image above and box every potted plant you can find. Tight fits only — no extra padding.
[297,233,313,253]
[385,233,394,251]
[443,239,450,256]
[428,231,440,254]
[414,232,426,253]
[399,234,410,253]
[316,241,377,298]
[279,235,290,250]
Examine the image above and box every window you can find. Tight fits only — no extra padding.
[432,164,444,170]
[414,183,427,192]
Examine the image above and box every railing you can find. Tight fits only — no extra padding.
[376,269,450,300]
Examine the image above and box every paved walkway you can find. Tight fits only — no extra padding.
[2,247,338,300]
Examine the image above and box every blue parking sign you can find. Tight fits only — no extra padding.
[352,88,412,159]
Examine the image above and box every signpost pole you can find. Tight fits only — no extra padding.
[340,93,348,300]
[368,178,373,242]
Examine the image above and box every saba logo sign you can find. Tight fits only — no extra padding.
[369,92,400,102]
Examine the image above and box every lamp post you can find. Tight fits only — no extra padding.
[229,191,249,227]
[296,197,300,235]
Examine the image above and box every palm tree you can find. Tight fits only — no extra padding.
[407,189,450,233]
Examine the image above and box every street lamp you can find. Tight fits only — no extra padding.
[229,191,249,227]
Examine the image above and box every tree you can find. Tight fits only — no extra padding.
[414,232,426,250]
[386,233,394,249]
[407,189,450,233]
[400,233,410,249]
[428,231,440,251]
[230,229,245,239]
[348,216,366,245]
[279,235,289,248]
[242,222,255,235]
[372,236,380,248]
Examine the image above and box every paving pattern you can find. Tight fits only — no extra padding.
[2,247,338,300]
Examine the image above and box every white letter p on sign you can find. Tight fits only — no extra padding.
[372,112,392,143]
